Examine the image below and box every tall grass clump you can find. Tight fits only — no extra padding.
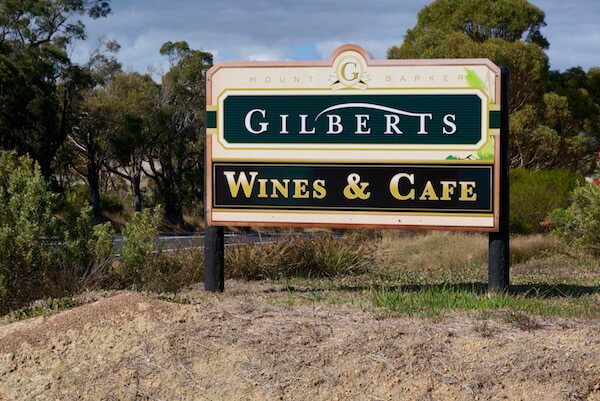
[377,231,488,272]
[226,233,374,280]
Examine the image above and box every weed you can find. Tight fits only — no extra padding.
[153,293,192,304]
[504,311,541,331]
[7,297,80,321]
[472,320,495,337]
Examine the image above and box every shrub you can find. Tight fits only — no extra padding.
[55,206,114,291]
[0,151,115,312]
[0,151,57,309]
[117,206,163,287]
[510,168,583,234]
[285,234,374,277]
[548,184,600,255]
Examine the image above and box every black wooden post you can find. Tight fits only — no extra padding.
[204,225,225,292]
[488,67,510,292]
[204,117,225,292]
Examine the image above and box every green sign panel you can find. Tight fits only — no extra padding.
[221,94,484,146]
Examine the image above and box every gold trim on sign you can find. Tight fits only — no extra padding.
[211,157,495,164]
[212,208,494,218]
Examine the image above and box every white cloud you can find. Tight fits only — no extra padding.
[70,0,600,72]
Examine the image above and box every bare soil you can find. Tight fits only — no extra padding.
[1,281,600,401]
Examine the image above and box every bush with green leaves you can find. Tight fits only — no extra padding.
[117,206,163,287]
[548,184,600,255]
[0,151,57,309]
[510,168,583,234]
[0,151,114,311]
[56,206,114,291]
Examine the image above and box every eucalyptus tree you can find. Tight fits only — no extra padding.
[63,40,121,215]
[101,72,159,213]
[144,41,213,227]
[0,0,111,180]
[388,0,598,175]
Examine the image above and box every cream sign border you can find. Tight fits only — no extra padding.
[205,44,502,231]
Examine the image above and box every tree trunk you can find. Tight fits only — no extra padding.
[132,172,142,212]
[87,161,101,216]
[165,199,185,228]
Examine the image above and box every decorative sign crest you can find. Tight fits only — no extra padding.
[205,44,502,231]
[330,50,370,89]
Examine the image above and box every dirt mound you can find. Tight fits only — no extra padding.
[1,283,599,401]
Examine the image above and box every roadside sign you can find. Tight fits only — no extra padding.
[205,44,502,231]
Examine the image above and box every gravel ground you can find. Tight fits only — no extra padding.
[1,281,599,401]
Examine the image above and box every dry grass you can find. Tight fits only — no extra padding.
[377,231,561,272]
[378,231,488,271]
[226,233,374,280]
[510,234,559,264]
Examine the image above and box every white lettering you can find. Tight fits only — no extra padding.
[327,115,343,134]
[299,115,316,134]
[244,109,269,134]
[384,114,403,135]
[417,114,433,135]
[443,114,457,135]
[280,115,289,134]
[355,114,371,135]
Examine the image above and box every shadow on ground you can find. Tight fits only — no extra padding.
[274,282,600,299]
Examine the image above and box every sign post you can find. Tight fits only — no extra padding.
[488,68,510,292]
[204,44,508,292]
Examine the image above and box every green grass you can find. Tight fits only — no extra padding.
[371,284,599,319]
[258,232,600,320]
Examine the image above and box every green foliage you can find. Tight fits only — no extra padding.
[7,297,79,321]
[388,0,599,176]
[0,150,113,311]
[548,184,600,255]
[510,168,583,234]
[57,206,114,290]
[0,151,57,308]
[147,42,213,226]
[510,95,596,174]
[397,0,548,49]
[0,0,112,179]
[100,193,124,213]
[117,206,163,286]
[388,0,550,111]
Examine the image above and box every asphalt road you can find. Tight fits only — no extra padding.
[112,232,290,256]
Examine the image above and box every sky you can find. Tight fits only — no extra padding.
[71,0,600,76]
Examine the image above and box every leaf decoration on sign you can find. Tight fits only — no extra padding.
[446,155,475,161]
[465,68,487,96]
[477,137,495,160]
